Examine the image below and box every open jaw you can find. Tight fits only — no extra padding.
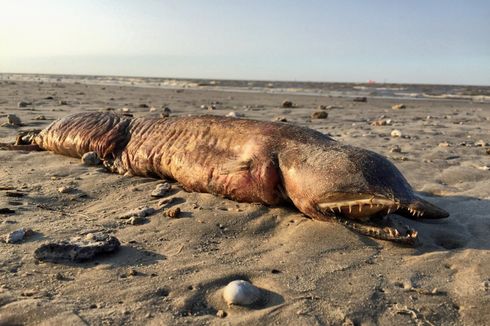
[316,196,422,245]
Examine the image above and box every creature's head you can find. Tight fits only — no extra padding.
[278,142,448,243]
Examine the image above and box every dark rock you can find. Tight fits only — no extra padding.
[18,101,32,108]
[34,233,120,262]
[353,97,367,102]
[281,100,294,108]
[311,111,328,119]
[0,208,15,214]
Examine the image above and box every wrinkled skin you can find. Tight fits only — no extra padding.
[25,112,449,244]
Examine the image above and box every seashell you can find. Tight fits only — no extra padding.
[390,129,402,138]
[223,280,261,306]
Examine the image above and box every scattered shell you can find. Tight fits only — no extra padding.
[119,206,156,219]
[162,106,172,113]
[149,107,157,112]
[166,207,181,218]
[486,148,490,155]
[223,280,261,306]
[3,228,33,244]
[81,152,101,166]
[317,105,327,110]
[311,111,328,119]
[151,183,171,197]
[353,97,367,102]
[281,100,294,108]
[18,100,32,108]
[438,142,450,148]
[34,233,120,262]
[6,114,22,126]
[34,115,47,120]
[477,165,490,171]
[226,111,244,118]
[392,104,406,110]
[390,130,402,138]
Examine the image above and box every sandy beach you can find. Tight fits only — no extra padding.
[0,77,489,325]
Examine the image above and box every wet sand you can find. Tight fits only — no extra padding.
[0,79,489,325]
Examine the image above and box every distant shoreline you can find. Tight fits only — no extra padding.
[2,72,490,103]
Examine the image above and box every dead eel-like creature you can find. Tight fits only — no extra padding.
[3,112,449,244]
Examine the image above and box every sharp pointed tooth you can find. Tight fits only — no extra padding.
[359,204,362,213]
[420,211,424,217]
[330,207,335,213]
[336,205,342,213]
[387,207,393,214]
[348,205,352,213]
[370,203,374,208]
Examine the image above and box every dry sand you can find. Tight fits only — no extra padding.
[0,79,489,325]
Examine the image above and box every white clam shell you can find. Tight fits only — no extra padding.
[223,280,261,306]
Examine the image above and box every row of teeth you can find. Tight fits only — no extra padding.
[322,203,400,214]
[408,207,424,217]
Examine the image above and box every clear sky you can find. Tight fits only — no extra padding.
[1,0,489,85]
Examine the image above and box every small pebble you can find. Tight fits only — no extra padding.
[18,100,31,108]
[222,280,261,306]
[7,114,22,126]
[392,104,406,110]
[58,186,77,194]
[81,152,101,166]
[166,207,181,218]
[216,310,227,318]
[475,139,488,147]
[371,119,392,126]
[391,130,402,138]
[4,228,33,244]
[34,115,46,120]
[226,111,244,118]
[127,216,147,225]
[274,116,288,122]
[59,100,68,105]
[353,97,367,102]
[311,111,328,119]
[281,100,294,108]
[390,145,402,153]
[151,183,171,197]
[119,207,156,219]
